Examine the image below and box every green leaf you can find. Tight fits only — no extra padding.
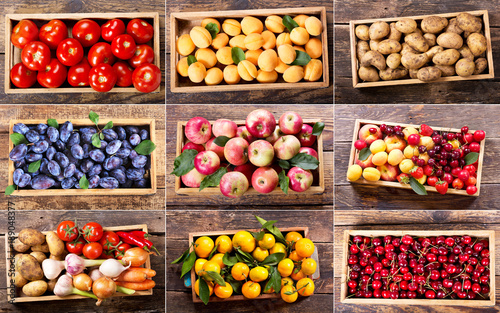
[312,122,325,136]
[262,220,277,229]
[357,147,371,161]
[99,133,105,140]
[235,253,245,263]
[89,111,99,126]
[231,47,246,65]
[10,133,28,146]
[187,55,197,66]
[260,252,285,266]
[171,248,190,264]
[205,271,226,286]
[236,248,255,263]
[464,152,479,165]
[409,177,428,195]
[198,278,210,305]
[228,281,242,295]
[290,50,312,66]
[170,149,197,177]
[278,159,290,170]
[180,251,196,278]
[214,136,230,147]
[282,15,299,32]
[289,153,319,170]
[208,242,219,260]
[254,215,286,244]
[222,252,237,267]
[264,267,276,292]
[91,133,101,148]
[252,230,265,241]
[134,140,157,155]
[205,22,219,39]
[199,167,227,191]
[103,121,113,130]
[28,159,41,173]
[47,119,59,129]
[79,176,89,189]
[5,185,16,196]
[278,170,289,195]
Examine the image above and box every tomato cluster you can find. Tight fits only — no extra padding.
[10,18,161,93]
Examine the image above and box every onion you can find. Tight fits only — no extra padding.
[54,273,98,300]
[42,259,66,280]
[89,268,104,281]
[121,248,151,267]
[93,277,116,306]
[73,273,93,292]
[99,259,131,278]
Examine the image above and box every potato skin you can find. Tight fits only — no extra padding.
[360,50,386,71]
[474,58,488,75]
[388,23,402,41]
[423,33,436,47]
[432,49,460,66]
[18,229,45,247]
[401,53,429,70]
[435,65,456,77]
[417,66,442,81]
[14,270,28,288]
[386,53,402,69]
[13,238,30,253]
[400,43,418,55]
[355,25,370,41]
[467,33,487,56]
[358,66,380,82]
[379,67,408,81]
[16,254,43,281]
[405,33,429,52]
[444,18,464,35]
[455,58,475,77]
[22,280,48,297]
[46,231,65,256]
[425,46,444,60]
[30,251,47,264]
[369,21,390,40]
[421,16,448,34]
[436,32,464,49]
[409,68,419,79]
[369,39,380,51]
[395,18,417,34]
[377,39,402,55]
[458,46,475,60]
[456,13,482,32]
[356,41,370,61]
[31,243,49,253]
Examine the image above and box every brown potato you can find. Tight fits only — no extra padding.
[409,68,419,79]
[16,254,43,281]
[444,18,464,35]
[358,66,380,82]
[369,39,381,51]
[13,238,30,253]
[30,251,47,264]
[400,43,418,55]
[424,46,444,60]
[456,13,482,33]
[432,49,460,66]
[47,279,57,293]
[401,53,429,70]
[423,33,436,47]
[458,46,475,61]
[395,18,417,34]
[405,33,429,53]
[369,21,390,40]
[22,280,48,297]
[388,23,402,41]
[379,67,408,81]
[18,229,45,247]
[14,271,28,288]
[386,53,402,69]
[435,65,456,77]
[355,25,370,41]
[473,58,488,75]
[421,16,448,34]
[377,39,402,55]
[417,66,442,81]
[455,58,475,77]
[356,41,370,61]
[31,243,49,253]
[46,231,65,256]
[436,32,464,49]
[360,50,386,71]
[467,33,487,56]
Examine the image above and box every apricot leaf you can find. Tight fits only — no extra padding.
[283,15,299,32]
[205,22,219,39]
[358,147,371,161]
[187,55,197,66]
[231,47,245,64]
[409,177,427,195]
[291,50,311,66]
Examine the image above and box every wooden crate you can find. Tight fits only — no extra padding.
[350,10,495,88]
[4,12,161,94]
[188,227,320,303]
[348,119,485,196]
[175,119,325,196]
[170,7,329,93]
[5,224,153,303]
[8,118,157,196]
[340,230,496,306]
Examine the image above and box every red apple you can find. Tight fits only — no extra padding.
[194,150,220,175]
[377,163,399,181]
[237,126,256,143]
[248,140,274,167]
[355,153,374,169]
[278,111,303,135]
[213,119,238,138]
[245,109,276,138]
[181,168,206,188]
[358,124,382,145]
[297,124,317,147]
[251,167,279,193]
[181,142,205,153]
[287,167,313,192]
[384,135,407,153]
[274,135,301,160]
[234,163,257,186]
[219,171,249,198]
[299,147,318,159]
[185,117,212,144]
[224,137,249,166]
[266,127,285,145]
[206,137,225,161]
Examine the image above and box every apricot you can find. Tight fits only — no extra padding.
[241,16,264,35]
[223,65,240,84]
[205,67,223,85]
[402,127,418,140]
[261,30,276,50]
[294,46,305,53]
[222,19,241,37]
[276,33,292,47]
[293,15,309,28]
[283,66,304,83]
[212,33,229,50]
[216,46,234,65]
[229,35,247,51]
[347,164,363,181]
[403,145,419,158]
[303,59,322,82]
[399,159,414,174]
[362,167,381,181]
[275,59,291,73]
[258,49,278,72]
[188,62,207,83]
[305,16,323,36]
[256,69,278,83]
[265,15,285,33]
[370,139,386,154]
[176,34,195,56]
[195,48,217,69]
[244,33,264,50]
[190,26,212,48]
[278,44,296,64]
[201,18,221,34]
[290,27,310,45]
[387,149,404,166]
[372,151,388,166]
[419,136,435,151]
[237,60,258,81]
[245,49,263,66]
[176,57,189,77]
[305,38,322,59]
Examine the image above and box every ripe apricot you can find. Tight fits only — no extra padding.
[305,16,323,36]
[229,35,247,51]
[176,34,195,56]
[245,49,263,66]
[256,69,278,83]
[278,44,296,64]
[305,38,322,59]
[261,30,276,50]
[237,60,258,81]
[223,65,240,84]
[212,33,229,50]
[195,48,217,68]
[304,59,323,81]
[205,67,223,85]
[190,26,212,48]
[244,33,264,50]
[276,32,292,47]
[216,46,233,65]
[176,57,189,77]
[265,15,285,33]
[275,58,291,73]
[187,62,206,83]
[290,27,310,45]
[293,15,309,28]
[241,16,264,35]
[201,18,221,34]
[283,65,304,83]
[222,19,241,36]
[258,49,278,72]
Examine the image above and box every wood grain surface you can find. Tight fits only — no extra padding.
[166,210,333,312]
[0,210,165,312]
[166,1,333,104]
[334,0,500,104]
[0,0,165,104]
[0,105,166,210]
[335,104,499,210]
[334,210,500,312]
[166,105,333,208]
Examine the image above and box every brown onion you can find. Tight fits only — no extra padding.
[121,247,151,267]
[92,277,116,306]
[73,273,92,292]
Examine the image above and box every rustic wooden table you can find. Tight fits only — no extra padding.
[0,0,166,104]
[334,0,500,104]
[335,104,499,210]
[334,209,500,312]
[0,210,165,312]
[0,105,166,210]
[166,105,333,208]
[166,0,333,104]
[166,210,333,312]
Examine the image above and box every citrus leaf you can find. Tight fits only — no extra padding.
[289,153,319,170]
[271,266,282,293]
[187,55,197,66]
[199,278,210,305]
[464,152,479,165]
[47,119,59,129]
[180,251,196,278]
[213,136,230,147]
[282,15,299,32]
[205,22,219,39]
[290,50,311,66]
[134,140,157,155]
[171,149,198,176]
[409,177,428,195]
[199,167,227,191]
[252,230,265,241]
[312,122,325,136]
[358,147,371,161]
[278,159,290,170]
[223,252,237,267]
[79,175,89,189]
[205,271,226,286]
[5,185,16,196]
[278,169,289,195]
[91,133,101,148]
[171,248,190,264]
[10,133,28,146]
[89,111,99,126]
[208,242,219,260]
[264,267,276,292]
[262,220,277,229]
[228,281,242,294]
[28,159,41,173]
[103,121,113,130]
[255,215,286,244]
[236,248,255,263]
[231,47,245,64]
[260,252,285,266]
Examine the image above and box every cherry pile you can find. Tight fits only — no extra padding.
[346,234,491,300]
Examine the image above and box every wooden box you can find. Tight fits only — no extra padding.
[175,119,325,196]
[340,230,496,306]
[8,118,157,196]
[350,10,494,88]
[5,12,161,94]
[348,119,485,196]
[5,224,153,303]
[170,7,329,93]
[189,227,320,303]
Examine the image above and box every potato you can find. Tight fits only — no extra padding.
[50,253,66,261]
[377,39,402,55]
[435,65,456,77]
[417,66,442,81]
[360,50,386,71]
[400,43,418,55]
[369,39,381,51]
[424,46,444,60]
[47,279,57,293]
[386,53,402,69]
[14,270,28,288]
[436,32,463,49]
[46,231,65,256]
[458,46,475,61]
[444,18,464,35]
[22,280,48,297]
[423,33,436,47]
[13,238,31,253]
[355,25,370,41]
[16,254,43,281]
[421,16,448,34]
[369,21,390,40]
[379,67,408,81]
[388,23,402,41]
[432,49,460,66]
[356,41,370,61]
[405,33,429,52]
[30,251,47,264]
[474,58,488,75]
[409,68,419,79]
[467,33,487,56]
[401,53,429,70]
[395,18,417,34]
[18,229,45,247]
[456,13,482,33]
[455,58,475,77]
[31,243,49,253]
[358,66,379,82]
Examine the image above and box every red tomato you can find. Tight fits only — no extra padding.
[100,249,116,259]
[101,18,125,42]
[114,243,132,260]
[72,19,101,47]
[111,34,137,60]
[128,44,154,68]
[39,19,68,50]
[83,242,103,260]
[99,231,120,251]
[68,57,92,87]
[88,42,116,67]
[89,63,117,92]
[21,41,51,71]
[10,62,37,88]
[127,19,153,44]
[56,38,84,66]
[57,220,78,241]
[66,237,86,255]
[82,222,104,242]
[11,20,38,49]
[37,58,67,88]
[132,63,161,93]
[113,61,134,87]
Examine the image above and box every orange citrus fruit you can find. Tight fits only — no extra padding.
[231,262,250,281]
[232,231,256,253]
[285,231,303,248]
[210,253,226,269]
[200,260,221,282]
[252,247,269,262]
[215,235,233,254]
[296,278,315,296]
[281,284,298,303]
[295,238,315,258]
[269,242,287,257]
[249,266,269,282]
[194,258,208,275]
[289,250,304,262]
[194,278,214,297]
[242,281,261,299]
[281,277,294,287]
[290,268,306,281]
[258,233,276,249]
[301,258,317,275]
[214,283,233,298]
[277,258,294,277]
[194,236,215,258]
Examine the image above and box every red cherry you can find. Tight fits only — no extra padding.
[473,130,485,142]
[407,134,420,146]
[354,139,367,150]
[369,127,377,134]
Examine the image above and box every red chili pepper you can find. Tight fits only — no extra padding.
[129,230,150,239]
[116,231,160,255]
